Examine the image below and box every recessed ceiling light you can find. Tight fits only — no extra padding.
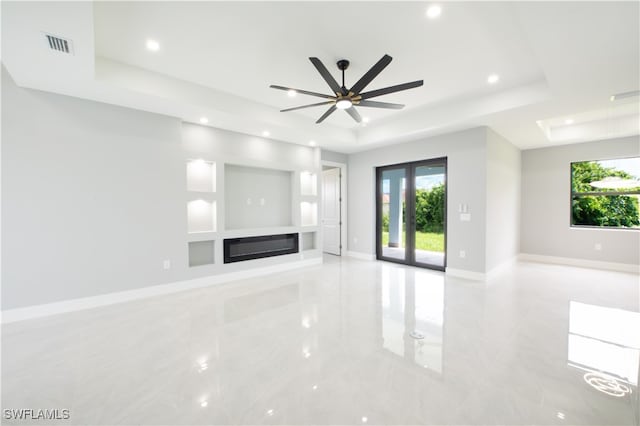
[361,416,368,423]
[487,74,500,84]
[262,130,270,137]
[426,5,442,19]
[199,117,209,124]
[309,140,316,147]
[287,89,297,97]
[200,401,208,408]
[565,119,574,125]
[362,117,370,123]
[146,39,160,52]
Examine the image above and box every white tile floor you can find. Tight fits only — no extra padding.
[2,256,639,425]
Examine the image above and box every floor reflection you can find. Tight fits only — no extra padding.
[567,301,640,397]
[380,265,444,374]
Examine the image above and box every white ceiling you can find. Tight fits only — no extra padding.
[2,1,639,153]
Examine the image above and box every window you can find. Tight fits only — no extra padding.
[571,157,640,229]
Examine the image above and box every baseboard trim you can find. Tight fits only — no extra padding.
[518,253,639,274]
[445,268,486,281]
[1,258,323,324]
[346,251,375,261]
[486,256,518,280]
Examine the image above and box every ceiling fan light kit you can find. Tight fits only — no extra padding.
[270,54,423,123]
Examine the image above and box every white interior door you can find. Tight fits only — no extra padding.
[322,168,341,255]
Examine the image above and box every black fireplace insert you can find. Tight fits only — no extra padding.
[223,233,299,263]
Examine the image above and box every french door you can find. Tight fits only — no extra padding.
[376,158,447,271]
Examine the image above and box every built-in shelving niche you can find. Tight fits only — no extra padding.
[300,171,317,196]
[188,240,214,267]
[187,199,216,233]
[187,159,216,193]
[300,232,316,251]
[300,202,318,227]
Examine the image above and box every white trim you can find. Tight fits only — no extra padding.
[519,253,640,274]
[486,256,518,280]
[346,251,375,261]
[1,258,322,324]
[445,268,486,281]
[321,160,348,257]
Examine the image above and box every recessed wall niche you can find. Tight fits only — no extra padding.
[187,159,216,193]
[301,232,317,251]
[187,199,216,233]
[225,164,293,230]
[300,202,318,227]
[300,171,317,196]
[188,240,214,267]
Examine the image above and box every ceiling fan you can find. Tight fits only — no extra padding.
[270,54,423,124]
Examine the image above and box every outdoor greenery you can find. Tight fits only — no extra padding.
[572,161,640,228]
[382,231,445,252]
[382,183,445,251]
[415,184,445,233]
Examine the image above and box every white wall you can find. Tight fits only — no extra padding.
[348,127,488,273]
[2,67,183,309]
[486,129,521,271]
[2,67,319,310]
[521,136,640,266]
[321,149,348,164]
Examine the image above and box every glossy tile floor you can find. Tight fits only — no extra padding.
[2,256,639,425]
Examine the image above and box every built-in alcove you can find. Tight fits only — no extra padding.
[300,202,318,226]
[186,159,216,193]
[300,232,316,251]
[187,199,216,233]
[188,240,214,267]
[225,164,293,229]
[300,171,317,196]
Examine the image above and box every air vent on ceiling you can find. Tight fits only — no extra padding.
[44,33,73,55]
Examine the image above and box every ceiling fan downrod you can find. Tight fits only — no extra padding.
[337,59,350,92]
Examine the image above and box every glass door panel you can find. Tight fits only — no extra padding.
[377,158,447,271]
[378,167,407,263]
[413,164,446,269]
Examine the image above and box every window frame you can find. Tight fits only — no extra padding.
[569,156,640,230]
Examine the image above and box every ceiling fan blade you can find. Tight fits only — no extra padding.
[349,54,393,95]
[316,105,337,123]
[309,57,343,95]
[270,85,334,100]
[345,106,362,123]
[281,101,334,112]
[357,100,405,109]
[359,80,424,100]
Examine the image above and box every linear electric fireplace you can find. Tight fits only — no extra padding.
[223,233,299,263]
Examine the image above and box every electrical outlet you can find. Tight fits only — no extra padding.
[594,243,602,251]
[163,260,171,270]
[459,250,466,259]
